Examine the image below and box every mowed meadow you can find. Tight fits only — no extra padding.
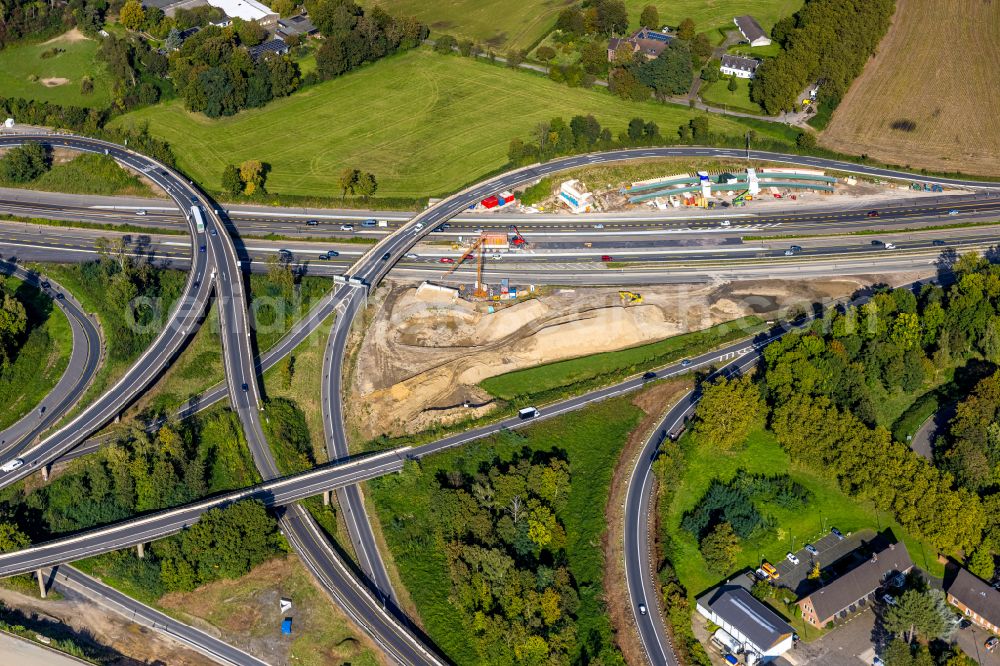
[820,0,1000,176]
[0,30,111,107]
[113,49,786,199]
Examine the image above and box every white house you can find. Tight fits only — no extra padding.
[734,15,771,47]
[205,0,278,28]
[720,54,761,79]
[696,584,794,663]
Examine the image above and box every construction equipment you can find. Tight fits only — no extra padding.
[442,233,489,298]
[508,225,527,249]
[619,290,643,305]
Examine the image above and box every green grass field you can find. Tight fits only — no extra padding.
[663,428,943,618]
[481,315,765,399]
[0,277,72,431]
[112,48,792,199]
[368,396,643,663]
[30,154,154,197]
[0,31,111,107]
[625,0,801,36]
[699,77,762,114]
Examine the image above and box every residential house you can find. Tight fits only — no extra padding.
[946,567,1000,633]
[734,15,771,47]
[720,54,761,79]
[607,27,673,62]
[276,13,319,40]
[247,38,290,61]
[696,584,795,662]
[798,542,914,628]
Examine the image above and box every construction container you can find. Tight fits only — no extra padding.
[482,195,499,208]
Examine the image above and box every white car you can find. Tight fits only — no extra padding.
[720,219,731,226]
[404,253,418,259]
[339,224,354,232]
[0,458,24,473]
[413,222,424,231]
[786,552,800,565]
[135,209,147,216]
[491,253,503,260]
[593,223,605,229]
[638,603,647,616]
[884,242,897,250]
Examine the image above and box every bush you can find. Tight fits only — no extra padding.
[535,45,556,61]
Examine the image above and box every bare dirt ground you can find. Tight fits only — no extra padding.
[604,379,693,665]
[159,555,386,666]
[0,585,213,665]
[40,78,69,87]
[41,28,88,45]
[346,276,883,440]
[819,0,1000,176]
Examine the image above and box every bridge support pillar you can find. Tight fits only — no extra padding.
[36,569,46,598]
[322,490,331,506]
[40,464,49,482]
[136,542,145,559]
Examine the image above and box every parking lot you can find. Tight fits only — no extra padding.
[777,608,877,666]
[954,624,1000,665]
[768,529,875,596]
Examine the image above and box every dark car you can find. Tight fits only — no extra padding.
[199,245,207,253]
[790,245,802,252]
[55,293,64,300]
[319,254,330,260]
[867,210,880,218]
[681,359,692,367]
[433,225,446,232]
[381,252,391,261]
[306,219,319,226]
[642,371,657,381]
[601,255,613,262]
[209,227,217,236]
[190,195,198,203]
[326,250,339,258]
[40,281,50,289]
[241,383,249,392]
[932,239,946,246]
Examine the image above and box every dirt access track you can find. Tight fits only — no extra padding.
[347,274,923,441]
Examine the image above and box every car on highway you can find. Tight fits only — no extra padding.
[404,253,418,259]
[279,249,292,257]
[790,245,802,252]
[933,239,947,246]
[433,225,446,232]
[786,552,800,565]
[867,210,880,218]
[720,219,731,226]
[381,252,391,261]
[339,224,354,232]
[519,407,539,419]
[325,250,339,258]
[638,603,647,616]
[831,527,844,540]
[491,253,502,260]
[784,249,795,256]
[948,209,960,216]
[306,219,319,226]
[642,371,657,381]
[318,253,331,260]
[56,293,64,300]
[439,257,455,264]
[761,562,779,579]
[805,543,818,556]
[601,255,613,262]
[199,245,206,253]
[241,383,249,392]
[0,458,23,473]
[136,209,147,215]
[413,222,424,231]
[362,219,378,227]
[209,227,217,236]
[190,196,198,203]
[40,281,50,289]
[593,223,605,229]
[681,359,692,367]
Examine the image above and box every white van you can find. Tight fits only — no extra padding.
[518,407,539,420]
[1,458,24,473]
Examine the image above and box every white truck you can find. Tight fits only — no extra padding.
[518,407,539,420]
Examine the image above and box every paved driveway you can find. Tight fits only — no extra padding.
[955,624,1000,665]
[777,609,878,666]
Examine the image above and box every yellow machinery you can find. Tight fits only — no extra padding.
[619,290,643,304]
[442,233,489,298]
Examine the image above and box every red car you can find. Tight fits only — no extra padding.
[601,255,613,262]
[439,257,455,264]
[867,210,880,218]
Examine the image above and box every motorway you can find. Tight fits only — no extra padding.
[0,138,998,665]
[0,264,100,458]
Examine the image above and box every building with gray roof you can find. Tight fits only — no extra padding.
[696,584,794,662]
[947,567,1000,633]
[734,15,771,47]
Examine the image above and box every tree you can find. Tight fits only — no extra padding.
[339,168,359,197]
[728,75,738,92]
[0,141,49,183]
[555,7,585,35]
[280,354,294,389]
[693,374,764,450]
[80,76,95,95]
[701,60,720,83]
[234,18,267,46]
[535,45,556,61]
[580,40,608,75]
[883,637,913,666]
[239,159,265,195]
[0,522,29,553]
[797,131,817,148]
[640,5,659,28]
[692,32,713,62]
[221,164,243,196]
[270,0,296,16]
[505,49,525,67]
[355,171,377,199]
[700,521,741,573]
[883,589,954,643]
[458,39,474,56]
[638,40,692,96]
[677,17,696,41]
[120,0,146,31]
[627,117,645,141]
[968,547,995,582]
[434,34,457,54]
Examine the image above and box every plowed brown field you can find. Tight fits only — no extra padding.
[820,0,1000,176]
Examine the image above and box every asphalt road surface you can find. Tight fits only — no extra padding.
[0,264,100,458]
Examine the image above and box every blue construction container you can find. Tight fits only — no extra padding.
[281,618,292,635]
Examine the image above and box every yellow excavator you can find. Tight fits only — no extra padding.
[619,290,642,305]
